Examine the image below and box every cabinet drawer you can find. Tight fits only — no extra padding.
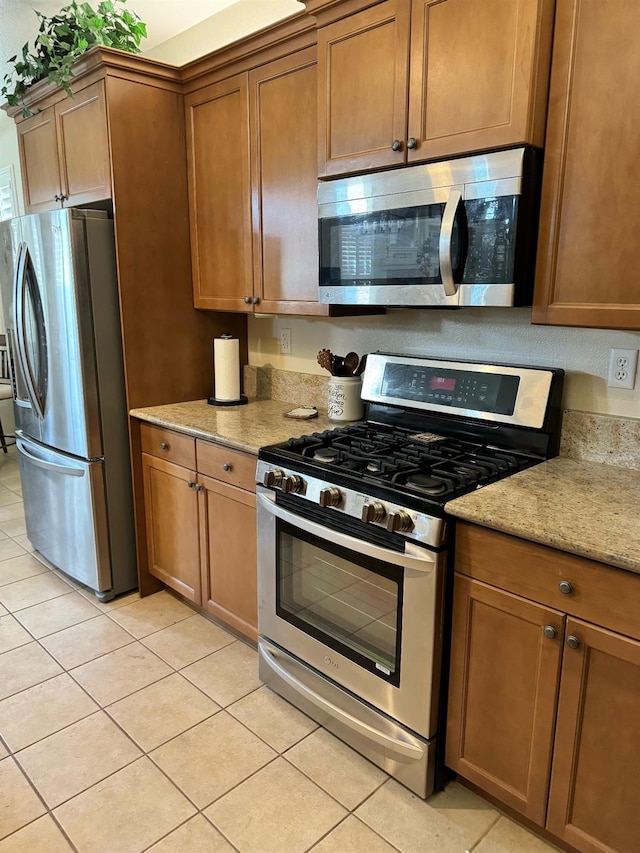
[456,523,640,641]
[196,441,256,492]
[140,423,196,469]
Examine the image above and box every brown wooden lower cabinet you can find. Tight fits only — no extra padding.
[140,423,257,641]
[446,575,563,824]
[546,619,640,853]
[446,523,640,853]
[141,452,201,604]
[199,474,257,643]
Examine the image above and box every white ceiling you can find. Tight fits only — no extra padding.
[0,0,304,80]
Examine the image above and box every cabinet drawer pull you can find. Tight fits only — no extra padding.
[222,463,232,472]
[406,137,417,149]
[558,580,573,595]
[160,442,169,450]
[543,625,556,639]
[566,635,580,650]
[391,139,403,152]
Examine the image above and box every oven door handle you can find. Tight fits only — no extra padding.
[258,491,435,573]
[259,640,425,761]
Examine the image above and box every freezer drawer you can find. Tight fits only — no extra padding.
[16,432,112,594]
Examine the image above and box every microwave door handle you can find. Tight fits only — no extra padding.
[439,189,462,297]
[257,491,435,574]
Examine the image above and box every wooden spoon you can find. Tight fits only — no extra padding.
[343,352,359,376]
[317,349,334,374]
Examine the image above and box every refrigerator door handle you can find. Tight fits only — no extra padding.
[14,243,46,420]
[16,433,84,477]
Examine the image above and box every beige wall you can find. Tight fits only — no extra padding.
[248,310,640,418]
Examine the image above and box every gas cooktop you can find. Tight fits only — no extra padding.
[262,422,536,506]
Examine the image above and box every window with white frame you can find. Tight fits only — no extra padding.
[0,165,18,221]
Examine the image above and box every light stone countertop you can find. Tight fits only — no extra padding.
[130,398,340,454]
[445,456,640,574]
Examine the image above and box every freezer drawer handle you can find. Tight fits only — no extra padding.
[16,436,84,477]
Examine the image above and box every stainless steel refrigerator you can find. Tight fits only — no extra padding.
[0,208,136,600]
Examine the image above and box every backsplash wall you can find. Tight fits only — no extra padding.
[248,307,640,419]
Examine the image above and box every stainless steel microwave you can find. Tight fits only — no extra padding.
[318,147,541,308]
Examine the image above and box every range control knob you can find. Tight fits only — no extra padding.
[361,502,387,523]
[281,474,304,494]
[386,510,414,533]
[319,487,342,508]
[263,469,284,488]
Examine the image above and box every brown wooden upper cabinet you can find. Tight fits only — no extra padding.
[532,0,640,330]
[17,80,111,212]
[313,0,555,177]
[185,44,325,315]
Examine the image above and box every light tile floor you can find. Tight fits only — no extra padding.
[0,448,562,852]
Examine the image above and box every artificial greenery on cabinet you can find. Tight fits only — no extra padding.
[1,0,147,116]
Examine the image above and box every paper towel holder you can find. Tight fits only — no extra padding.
[207,333,248,407]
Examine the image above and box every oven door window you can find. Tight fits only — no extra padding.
[276,519,402,685]
[319,204,463,288]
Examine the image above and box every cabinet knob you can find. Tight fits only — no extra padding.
[252,296,259,305]
[59,194,68,202]
[558,580,573,595]
[543,625,557,639]
[566,635,581,650]
[54,194,60,202]
[406,137,417,149]
[244,296,251,304]
[187,480,195,488]
[160,442,169,450]
[222,463,232,472]
[194,483,203,492]
[391,139,403,152]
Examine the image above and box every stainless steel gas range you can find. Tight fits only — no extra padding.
[256,353,564,798]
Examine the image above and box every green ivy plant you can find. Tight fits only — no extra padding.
[2,0,147,116]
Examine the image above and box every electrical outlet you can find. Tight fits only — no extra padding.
[280,328,292,354]
[607,348,638,389]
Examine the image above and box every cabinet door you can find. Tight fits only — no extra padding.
[200,474,257,642]
[547,619,640,853]
[317,0,411,176]
[446,574,564,823]
[142,452,201,603]
[17,106,63,213]
[250,47,326,315]
[408,0,554,162]
[185,74,253,311]
[533,0,640,329]
[55,81,112,206]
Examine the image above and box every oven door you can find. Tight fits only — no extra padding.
[256,487,445,740]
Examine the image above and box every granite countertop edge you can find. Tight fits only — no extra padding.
[130,398,338,455]
[445,457,640,575]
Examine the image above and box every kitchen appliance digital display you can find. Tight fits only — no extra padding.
[381,364,520,414]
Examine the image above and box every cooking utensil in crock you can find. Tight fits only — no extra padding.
[317,349,334,374]
[343,352,359,376]
[332,354,346,376]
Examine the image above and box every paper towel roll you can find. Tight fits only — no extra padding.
[213,335,240,402]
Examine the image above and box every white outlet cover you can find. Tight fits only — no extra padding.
[608,348,638,389]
